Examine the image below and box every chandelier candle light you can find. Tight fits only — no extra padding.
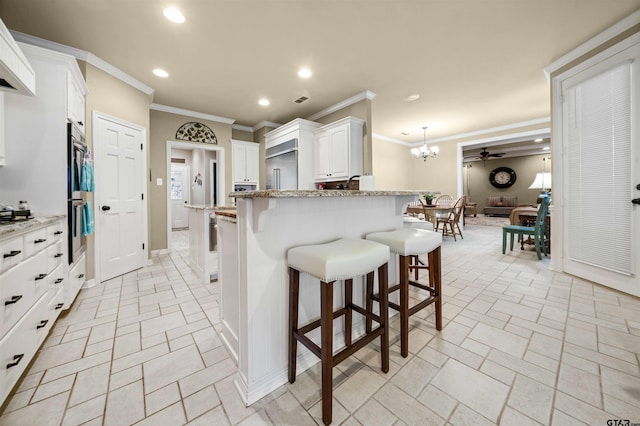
[411,126,439,161]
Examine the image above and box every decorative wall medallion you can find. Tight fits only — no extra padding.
[175,122,217,144]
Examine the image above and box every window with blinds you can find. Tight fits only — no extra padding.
[564,61,633,275]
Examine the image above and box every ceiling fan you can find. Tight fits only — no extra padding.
[478,147,505,161]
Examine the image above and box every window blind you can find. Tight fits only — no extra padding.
[565,61,633,275]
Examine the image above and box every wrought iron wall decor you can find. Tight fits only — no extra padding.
[175,122,218,144]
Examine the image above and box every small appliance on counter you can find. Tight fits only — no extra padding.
[0,204,33,222]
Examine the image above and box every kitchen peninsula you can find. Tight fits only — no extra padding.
[217,189,419,406]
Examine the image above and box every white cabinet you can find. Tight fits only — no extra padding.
[0,92,4,166]
[66,253,86,309]
[0,218,67,405]
[313,117,364,182]
[0,42,87,216]
[232,140,259,185]
[67,70,86,133]
[264,118,320,190]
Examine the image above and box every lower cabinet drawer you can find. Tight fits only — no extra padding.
[48,264,66,302]
[0,235,24,274]
[46,242,65,274]
[66,255,86,308]
[0,293,49,404]
[48,287,65,326]
[0,250,48,337]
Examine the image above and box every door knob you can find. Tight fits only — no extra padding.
[101,205,111,211]
[632,198,640,205]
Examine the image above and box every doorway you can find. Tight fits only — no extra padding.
[166,141,225,252]
[170,163,190,229]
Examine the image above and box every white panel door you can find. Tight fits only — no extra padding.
[561,41,640,296]
[171,164,190,229]
[96,115,145,282]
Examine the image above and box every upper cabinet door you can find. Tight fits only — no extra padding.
[244,144,259,184]
[327,126,349,179]
[231,141,259,185]
[67,70,85,133]
[313,117,364,183]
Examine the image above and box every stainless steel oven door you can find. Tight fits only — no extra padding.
[68,199,86,264]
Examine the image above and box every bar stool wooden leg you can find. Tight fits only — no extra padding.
[344,279,352,346]
[378,263,389,373]
[320,281,334,425]
[365,272,374,333]
[399,255,410,358]
[288,267,299,384]
[428,247,442,330]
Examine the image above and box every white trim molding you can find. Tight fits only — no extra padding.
[252,121,282,132]
[372,133,414,147]
[11,30,155,96]
[306,90,376,122]
[151,103,235,125]
[544,9,640,80]
[232,123,253,132]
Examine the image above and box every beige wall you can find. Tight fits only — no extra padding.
[465,154,551,212]
[232,128,254,141]
[371,121,551,197]
[82,62,152,279]
[149,110,233,251]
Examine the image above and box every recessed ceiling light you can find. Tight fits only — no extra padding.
[163,7,185,23]
[298,68,312,79]
[258,98,270,106]
[153,68,169,78]
[404,94,420,102]
[534,138,543,142]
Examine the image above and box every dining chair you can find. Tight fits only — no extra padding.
[433,194,454,222]
[435,195,467,241]
[501,196,551,260]
[405,198,428,219]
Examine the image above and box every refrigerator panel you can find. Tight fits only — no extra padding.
[265,151,298,190]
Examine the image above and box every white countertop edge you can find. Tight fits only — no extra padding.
[230,190,422,199]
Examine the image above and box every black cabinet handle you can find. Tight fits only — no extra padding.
[34,238,47,244]
[101,205,111,211]
[7,354,24,369]
[35,273,47,281]
[55,303,64,310]
[78,274,85,279]
[55,278,64,284]
[54,231,63,235]
[3,250,21,258]
[77,121,83,126]
[54,253,63,258]
[36,320,49,329]
[632,198,640,205]
[4,295,22,305]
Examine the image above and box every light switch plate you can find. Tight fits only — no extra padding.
[156,178,163,186]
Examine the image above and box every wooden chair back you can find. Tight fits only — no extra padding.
[434,194,454,207]
[446,195,467,223]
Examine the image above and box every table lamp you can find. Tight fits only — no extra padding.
[529,172,552,203]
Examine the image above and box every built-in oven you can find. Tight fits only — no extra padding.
[68,122,87,264]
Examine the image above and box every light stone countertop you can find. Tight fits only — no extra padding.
[184,205,236,211]
[0,215,67,238]
[229,189,422,199]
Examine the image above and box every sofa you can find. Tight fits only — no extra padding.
[484,195,517,217]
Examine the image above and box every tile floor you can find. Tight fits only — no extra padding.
[1,224,639,425]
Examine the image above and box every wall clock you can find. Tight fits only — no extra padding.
[489,167,517,188]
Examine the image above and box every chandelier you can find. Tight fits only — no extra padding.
[411,126,439,161]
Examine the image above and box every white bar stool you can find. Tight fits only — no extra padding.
[365,228,442,357]
[287,238,390,425]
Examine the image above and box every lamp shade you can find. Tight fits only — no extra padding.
[528,172,552,190]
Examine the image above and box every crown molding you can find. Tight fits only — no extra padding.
[372,133,413,147]
[232,124,254,132]
[544,9,640,80]
[10,30,155,96]
[252,121,282,132]
[151,103,235,124]
[305,90,376,122]
[413,117,551,146]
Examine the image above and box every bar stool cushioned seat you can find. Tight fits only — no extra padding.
[288,238,390,425]
[366,228,442,357]
[403,216,434,231]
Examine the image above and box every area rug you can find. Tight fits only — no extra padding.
[464,214,509,227]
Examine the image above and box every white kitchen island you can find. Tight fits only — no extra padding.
[219,189,419,406]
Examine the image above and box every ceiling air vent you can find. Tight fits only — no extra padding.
[294,96,309,104]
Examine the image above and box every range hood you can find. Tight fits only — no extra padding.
[0,18,35,96]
